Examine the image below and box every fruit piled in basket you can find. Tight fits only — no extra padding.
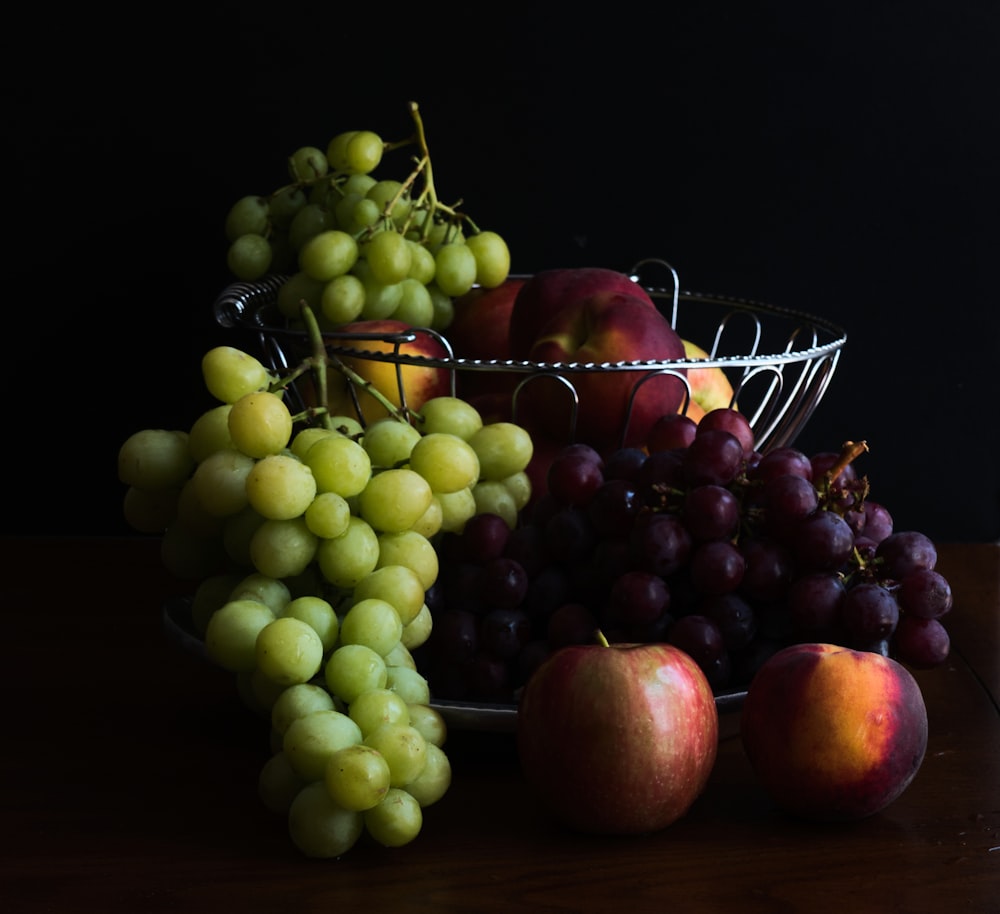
[117,101,951,855]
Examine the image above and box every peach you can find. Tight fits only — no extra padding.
[522,290,688,453]
[320,319,452,423]
[507,267,657,359]
[740,643,928,821]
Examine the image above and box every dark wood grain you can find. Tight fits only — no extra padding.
[2,537,997,912]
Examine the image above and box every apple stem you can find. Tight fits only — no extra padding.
[595,630,610,648]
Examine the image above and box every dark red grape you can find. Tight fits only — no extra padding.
[547,451,605,506]
[586,478,643,540]
[875,531,938,581]
[667,613,731,689]
[608,570,670,627]
[682,428,745,487]
[547,602,599,648]
[682,484,740,542]
[762,473,819,540]
[898,568,953,619]
[646,413,698,452]
[701,591,757,650]
[479,607,532,660]
[602,447,647,482]
[841,581,900,642]
[456,512,511,562]
[478,556,529,609]
[792,510,855,571]
[739,536,794,603]
[544,507,598,564]
[786,571,847,639]
[630,512,692,577]
[750,446,813,482]
[689,540,745,595]
[697,407,755,456]
[893,615,951,668]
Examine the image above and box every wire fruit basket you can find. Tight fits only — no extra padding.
[212,259,847,454]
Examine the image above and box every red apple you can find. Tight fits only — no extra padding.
[508,267,657,359]
[522,290,688,452]
[740,642,928,821]
[517,638,719,834]
[319,319,452,423]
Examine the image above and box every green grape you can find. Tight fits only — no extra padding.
[364,788,422,848]
[353,260,403,320]
[267,185,308,229]
[349,197,383,233]
[385,666,431,705]
[324,744,392,811]
[405,240,436,285]
[122,485,179,533]
[191,448,255,516]
[340,173,377,197]
[410,498,443,539]
[287,202,335,251]
[316,516,380,588]
[283,708,363,782]
[352,564,425,627]
[229,572,292,614]
[471,479,519,529]
[366,179,411,225]
[361,417,421,468]
[202,346,270,404]
[118,429,193,489]
[375,530,439,590]
[362,723,426,788]
[227,390,293,457]
[436,486,477,533]
[384,641,416,671]
[326,130,360,172]
[326,414,365,439]
[298,229,359,282]
[245,454,317,520]
[347,688,411,737]
[222,504,266,567]
[320,273,366,324]
[249,516,318,578]
[416,396,483,440]
[288,145,329,183]
[433,242,477,297]
[502,470,532,513]
[406,703,447,749]
[271,682,336,735]
[304,435,372,497]
[304,490,351,538]
[339,597,404,657]
[289,426,338,461]
[277,270,326,321]
[225,195,270,242]
[363,229,412,286]
[468,421,534,480]
[400,603,433,650]
[408,432,480,493]
[427,282,455,331]
[404,742,451,808]
[288,781,364,859]
[175,478,225,536]
[325,643,388,704]
[357,468,434,533]
[343,130,384,175]
[465,230,511,288]
[188,404,233,462]
[204,598,276,672]
[391,278,435,327]
[279,595,339,652]
[333,192,366,233]
[190,572,244,636]
[258,751,306,815]
[255,616,325,686]
[227,233,273,281]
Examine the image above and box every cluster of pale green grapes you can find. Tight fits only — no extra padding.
[117,343,533,858]
[224,102,510,333]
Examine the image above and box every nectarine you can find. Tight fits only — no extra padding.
[740,643,928,821]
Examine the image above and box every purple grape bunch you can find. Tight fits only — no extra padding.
[416,409,953,703]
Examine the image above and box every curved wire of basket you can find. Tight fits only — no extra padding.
[213,261,847,453]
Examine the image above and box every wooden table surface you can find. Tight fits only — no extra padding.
[2,536,997,912]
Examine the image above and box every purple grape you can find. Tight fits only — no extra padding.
[478,556,529,609]
[689,540,746,595]
[502,523,548,578]
[898,568,953,619]
[841,581,900,642]
[697,407,755,456]
[750,446,813,483]
[875,531,938,581]
[786,571,847,640]
[521,565,573,620]
[547,602,600,648]
[602,447,647,482]
[547,451,605,506]
[667,614,731,690]
[586,478,643,540]
[479,607,532,660]
[544,507,598,564]
[466,651,511,702]
[682,428,745,487]
[792,510,856,571]
[701,591,757,650]
[456,512,511,562]
[739,536,794,603]
[762,473,819,540]
[636,449,685,503]
[630,512,692,578]
[428,609,479,665]
[646,413,698,452]
[608,570,670,627]
[893,615,951,668]
[683,484,740,542]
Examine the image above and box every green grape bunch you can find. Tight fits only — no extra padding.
[223,101,511,334]
[116,311,535,859]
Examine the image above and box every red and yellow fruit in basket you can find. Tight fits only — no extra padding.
[740,642,928,821]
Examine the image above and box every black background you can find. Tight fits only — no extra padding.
[6,3,999,542]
